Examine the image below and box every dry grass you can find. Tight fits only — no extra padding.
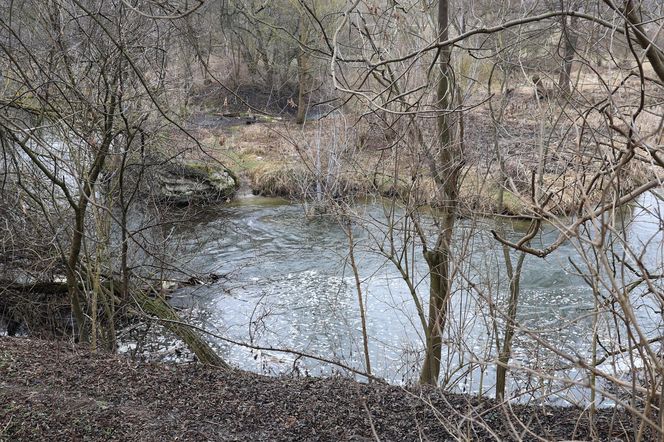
[168,67,661,217]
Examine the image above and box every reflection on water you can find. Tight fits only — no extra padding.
[161,193,662,405]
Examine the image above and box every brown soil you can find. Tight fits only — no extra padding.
[0,337,640,441]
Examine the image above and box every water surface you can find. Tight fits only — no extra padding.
[162,193,663,405]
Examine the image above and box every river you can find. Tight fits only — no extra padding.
[143,191,662,405]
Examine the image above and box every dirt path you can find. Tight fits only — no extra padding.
[0,337,639,441]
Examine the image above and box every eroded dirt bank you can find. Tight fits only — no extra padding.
[0,337,639,441]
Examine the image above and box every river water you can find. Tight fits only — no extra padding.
[158,192,662,405]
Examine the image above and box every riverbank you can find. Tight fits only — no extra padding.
[175,79,657,218]
[0,337,639,441]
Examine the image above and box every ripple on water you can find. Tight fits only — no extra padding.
[160,196,663,403]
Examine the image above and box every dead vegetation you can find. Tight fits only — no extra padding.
[176,73,659,217]
[0,336,641,441]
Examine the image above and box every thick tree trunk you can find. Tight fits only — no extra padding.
[420,240,453,384]
[419,0,459,386]
[558,15,577,96]
[622,0,664,83]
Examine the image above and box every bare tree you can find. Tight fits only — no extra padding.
[0,0,228,366]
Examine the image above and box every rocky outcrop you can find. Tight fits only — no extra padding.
[154,160,238,205]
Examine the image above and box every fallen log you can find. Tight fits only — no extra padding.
[0,280,69,294]
[130,290,229,369]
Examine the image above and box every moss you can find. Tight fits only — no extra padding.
[181,159,217,173]
[180,159,237,185]
[218,150,262,174]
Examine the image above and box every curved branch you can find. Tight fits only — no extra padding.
[120,0,206,20]
[491,179,662,257]
[341,10,625,67]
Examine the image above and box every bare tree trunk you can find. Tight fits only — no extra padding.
[345,220,372,379]
[296,50,310,124]
[67,90,118,342]
[495,246,526,400]
[420,238,453,384]
[487,68,528,399]
[558,15,577,96]
[419,0,460,386]
[66,207,88,341]
[621,0,664,83]
[296,14,311,125]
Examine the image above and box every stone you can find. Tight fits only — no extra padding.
[154,160,238,205]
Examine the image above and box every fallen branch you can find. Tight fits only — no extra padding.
[149,316,385,383]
